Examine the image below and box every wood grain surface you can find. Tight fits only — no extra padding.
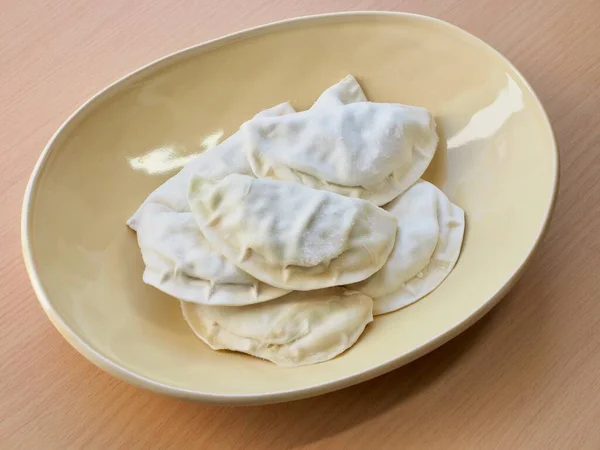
[1,1,599,448]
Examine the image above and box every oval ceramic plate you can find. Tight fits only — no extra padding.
[22,12,557,405]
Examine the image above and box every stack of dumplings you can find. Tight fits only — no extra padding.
[128,75,465,367]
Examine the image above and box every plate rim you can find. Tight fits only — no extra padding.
[21,10,559,405]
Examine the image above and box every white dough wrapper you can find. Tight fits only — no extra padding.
[127,102,294,305]
[350,180,465,315]
[181,287,374,367]
[243,101,438,206]
[188,174,398,290]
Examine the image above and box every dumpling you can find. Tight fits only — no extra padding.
[243,101,438,205]
[348,180,465,315]
[181,287,373,367]
[188,173,398,290]
[127,102,295,305]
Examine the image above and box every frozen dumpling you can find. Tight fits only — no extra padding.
[349,180,464,315]
[187,174,398,290]
[243,101,438,205]
[181,287,373,367]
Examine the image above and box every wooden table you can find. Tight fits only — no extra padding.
[1,1,599,448]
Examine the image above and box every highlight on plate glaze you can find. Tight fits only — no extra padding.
[128,130,224,174]
[447,75,524,150]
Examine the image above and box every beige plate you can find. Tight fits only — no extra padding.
[22,12,558,405]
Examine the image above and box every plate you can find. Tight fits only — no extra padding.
[22,12,558,404]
